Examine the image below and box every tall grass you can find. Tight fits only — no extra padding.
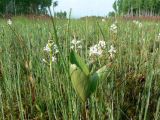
[0,17,160,119]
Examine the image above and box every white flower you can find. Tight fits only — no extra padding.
[7,19,12,25]
[110,23,117,33]
[102,19,106,22]
[43,42,59,54]
[70,64,77,71]
[42,58,47,63]
[108,45,116,59]
[52,56,57,62]
[53,44,59,53]
[89,45,103,56]
[89,40,106,57]
[70,45,74,49]
[43,44,51,52]
[77,45,82,49]
[70,38,82,50]
[133,20,142,28]
[138,23,142,28]
[71,39,77,45]
[71,39,81,45]
[43,40,58,64]
[133,20,137,24]
[98,40,106,49]
[108,45,116,54]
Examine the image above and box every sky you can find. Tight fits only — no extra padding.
[51,0,115,18]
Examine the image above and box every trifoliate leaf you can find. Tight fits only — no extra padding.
[70,64,90,101]
[70,50,89,76]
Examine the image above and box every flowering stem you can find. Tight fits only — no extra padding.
[48,50,53,100]
[48,7,69,78]
[49,51,53,76]
[82,100,89,120]
[97,22,106,41]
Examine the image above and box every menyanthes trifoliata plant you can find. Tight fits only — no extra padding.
[70,36,82,52]
[133,20,142,28]
[110,23,117,34]
[7,19,12,25]
[43,40,59,72]
[108,45,116,60]
[88,40,116,62]
[101,18,106,22]
[70,49,112,102]
[89,40,106,57]
[110,21,118,43]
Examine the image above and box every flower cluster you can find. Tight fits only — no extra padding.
[133,20,142,28]
[110,23,117,34]
[102,18,106,22]
[7,19,12,25]
[89,40,106,56]
[43,40,59,63]
[70,37,82,51]
[108,45,116,59]
[44,41,59,53]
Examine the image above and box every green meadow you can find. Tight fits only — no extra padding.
[0,17,160,119]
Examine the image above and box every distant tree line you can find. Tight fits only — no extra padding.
[80,16,105,20]
[0,0,53,15]
[54,11,67,19]
[113,0,160,16]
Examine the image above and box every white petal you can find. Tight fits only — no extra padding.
[77,45,82,49]
[52,56,57,62]
[70,45,74,49]
[7,19,12,25]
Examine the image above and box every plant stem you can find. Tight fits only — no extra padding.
[83,100,89,120]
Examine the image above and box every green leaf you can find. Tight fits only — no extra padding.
[70,63,99,101]
[70,51,110,101]
[95,65,108,81]
[70,64,90,101]
[89,72,98,94]
[70,50,89,76]
[90,65,109,86]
